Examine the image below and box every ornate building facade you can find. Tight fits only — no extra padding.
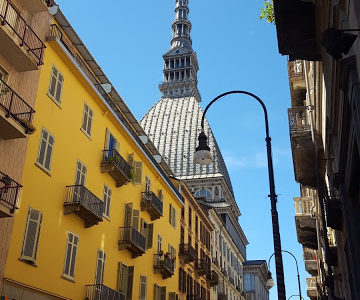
[274,0,360,298]
[141,1,251,299]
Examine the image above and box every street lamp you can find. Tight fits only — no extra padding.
[287,295,305,300]
[268,250,301,300]
[194,90,286,300]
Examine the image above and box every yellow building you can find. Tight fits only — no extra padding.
[172,180,216,300]
[2,7,182,300]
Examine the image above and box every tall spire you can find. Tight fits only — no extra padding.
[171,0,192,49]
[159,0,201,102]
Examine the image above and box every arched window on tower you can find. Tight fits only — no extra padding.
[194,189,212,199]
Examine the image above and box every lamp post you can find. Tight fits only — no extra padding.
[288,295,305,300]
[268,250,301,300]
[194,90,286,300]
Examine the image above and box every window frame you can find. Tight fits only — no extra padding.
[62,231,79,280]
[103,184,112,219]
[47,64,64,106]
[81,102,94,138]
[36,127,55,173]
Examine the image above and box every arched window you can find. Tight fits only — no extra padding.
[194,189,212,199]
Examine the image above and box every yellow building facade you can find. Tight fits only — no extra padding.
[2,8,182,300]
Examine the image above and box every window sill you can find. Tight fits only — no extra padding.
[80,127,92,141]
[61,274,75,283]
[47,92,62,109]
[35,162,52,177]
[18,258,38,267]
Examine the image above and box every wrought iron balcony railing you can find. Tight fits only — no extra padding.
[206,270,219,287]
[141,191,163,220]
[64,185,104,228]
[0,171,21,217]
[288,106,311,134]
[195,259,210,276]
[179,243,197,263]
[0,0,45,65]
[85,284,125,300]
[101,149,131,187]
[0,78,35,134]
[118,226,146,258]
[154,254,175,279]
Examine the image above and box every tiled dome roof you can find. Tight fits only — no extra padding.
[140,96,234,196]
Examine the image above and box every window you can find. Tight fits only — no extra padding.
[118,262,134,300]
[124,203,139,230]
[169,203,177,228]
[132,161,142,184]
[145,176,151,194]
[95,250,106,286]
[63,232,79,279]
[48,65,64,104]
[168,244,176,269]
[36,128,55,172]
[169,292,177,300]
[139,275,147,300]
[194,189,212,199]
[154,285,166,300]
[74,160,87,185]
[195,215,198,236]
[244,273,255,291]
[20,208,42,263]
[103,185,112,218]
[140,218,153,249]
[104,129,120,152]
[81,103,93,137]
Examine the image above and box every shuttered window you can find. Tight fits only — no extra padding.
[139,275,147,300]
[133,161,142,184]
[169,204,177,228]
[20,208,42,263]
[36,128,55,172]
[140,219,153,249]
[81,103,94,137]
[63,232,79,279]
[154,285,166,300]
[48,65,64,104]
[118,262,134,300]
[103,185,112,218]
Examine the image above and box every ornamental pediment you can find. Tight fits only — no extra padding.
[163,46,191,57]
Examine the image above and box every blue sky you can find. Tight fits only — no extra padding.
[56,0,307,298]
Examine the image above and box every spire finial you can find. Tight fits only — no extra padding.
[171,0,192,49]
[158,0,201,101]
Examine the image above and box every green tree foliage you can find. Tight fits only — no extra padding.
[260,0,275,24]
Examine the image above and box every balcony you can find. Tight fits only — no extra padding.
[0,0,45,71]
[85,284,125,300]
[288,60,305,90]
[294,197,318,249]
[64,185,105,228]
[140,191,163,221]
[154,254,175,279]
[0,171,21,217]
[195,259,210,276]
[326,189,342,231]
[288,106,317,187]
[118,226,146,258]
[304,248,318,276]
[306,277,319,299]
[101,150,131,188]
[179,243,197,263]
[0,79,35,139]
[206,270,219,287]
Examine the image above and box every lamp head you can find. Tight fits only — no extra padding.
[194,131,213,165]
[321,28,358,59]
[266,271,275,289]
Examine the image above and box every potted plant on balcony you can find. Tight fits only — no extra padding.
[18,118,36,134]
